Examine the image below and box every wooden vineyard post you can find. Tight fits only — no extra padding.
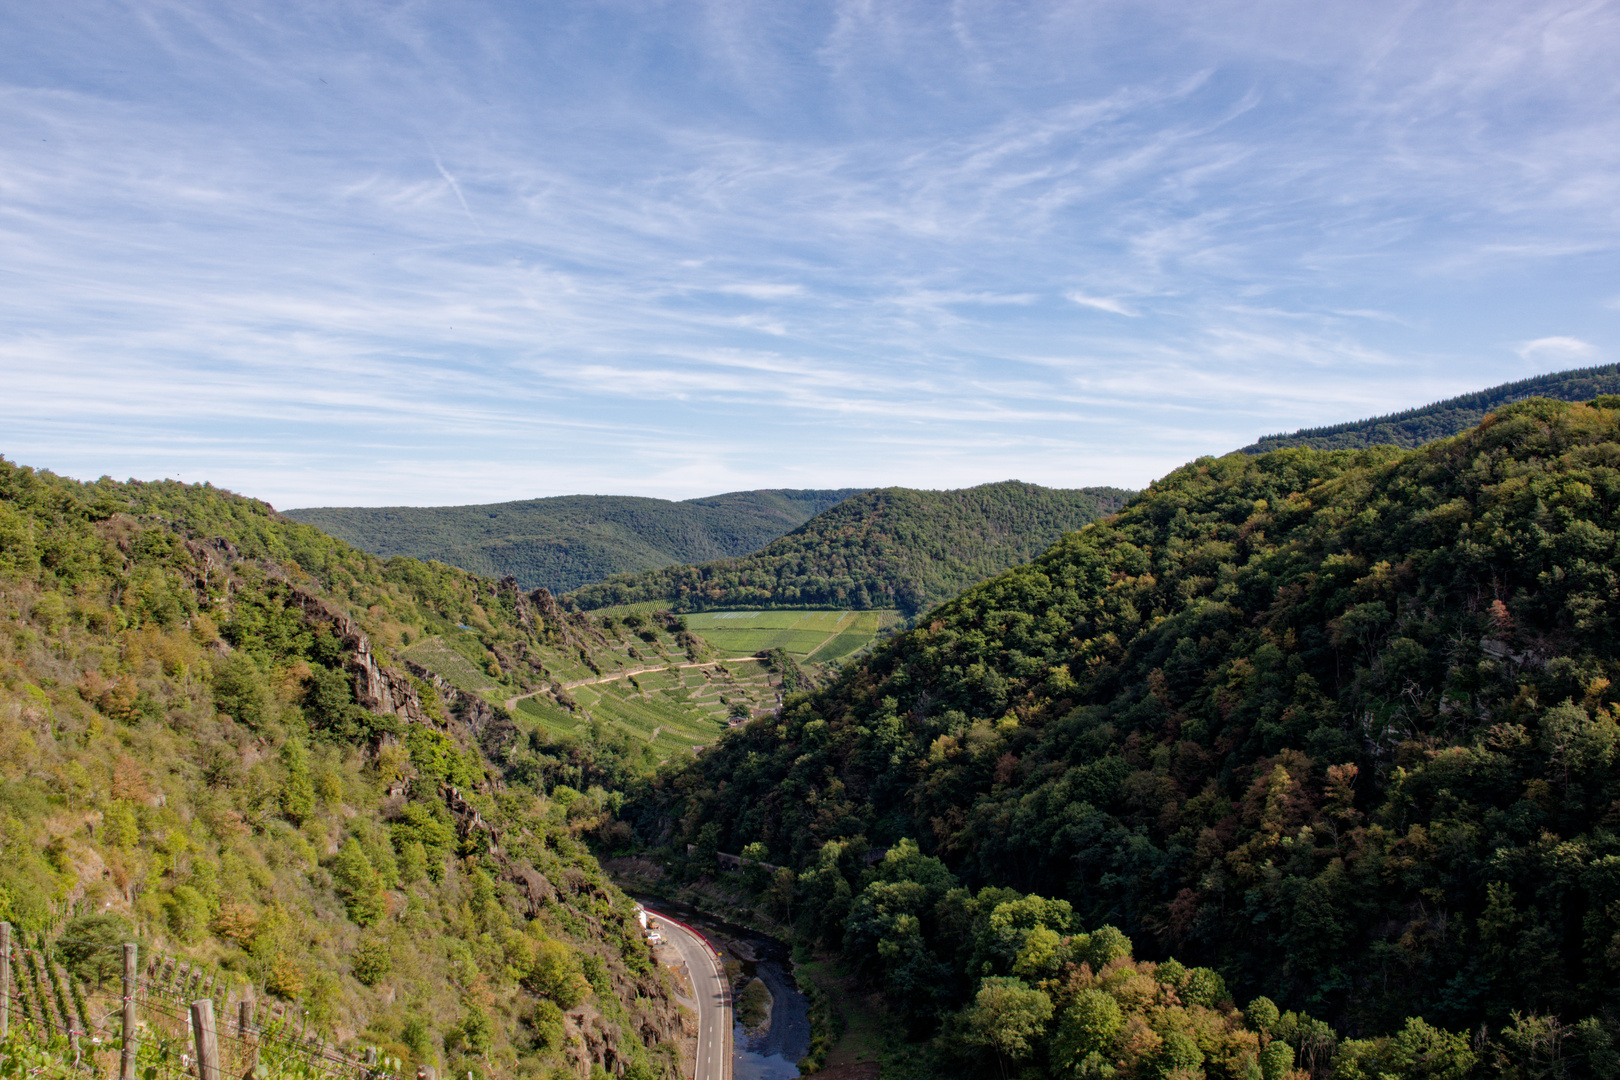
[191,998,220,1080]
[120,944,138,1080]
[239,998,260,1075]
[1,921,10,1039]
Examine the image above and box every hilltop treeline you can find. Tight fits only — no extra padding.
[569,481,1133,616]
[0,460,685,1078]
[637,399,1620,1077]
[285,488,861,595]
[1243,364,1620,454]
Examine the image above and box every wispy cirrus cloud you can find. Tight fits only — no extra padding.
[1068,293,1138,317]
[1,0,1616,507]
[715,283,805,299]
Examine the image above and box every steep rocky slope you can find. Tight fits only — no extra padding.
[0,460,687,1078]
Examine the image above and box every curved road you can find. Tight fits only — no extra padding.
[646,905,732,1080]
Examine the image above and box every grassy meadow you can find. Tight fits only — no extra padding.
[675,608,900,660]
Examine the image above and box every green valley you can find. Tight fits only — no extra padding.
[12,5,1611,1079]
[569,481,1132,616]
[14,394,1620,1080]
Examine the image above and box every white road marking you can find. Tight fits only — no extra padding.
[646,906,732,1080]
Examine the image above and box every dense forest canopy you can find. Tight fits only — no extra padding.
[0,459,687,1078]
[285,488,862,595]
[569,481,1133,616]
[14,394,1620,1079]
[1244,364,1620,453]
[634,399,1620,1076]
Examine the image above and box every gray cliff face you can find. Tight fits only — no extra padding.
[284,587,432,722]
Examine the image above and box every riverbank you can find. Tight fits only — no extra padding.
[791,957,885,1078]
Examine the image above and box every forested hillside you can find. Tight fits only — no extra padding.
[1243,363,1620,453]
[569,482,1133,616]
[0,459,689,1078]
[285,488,861,596]
[634,398,1620,1078]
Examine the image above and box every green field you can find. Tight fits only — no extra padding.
[814,629,882,662]
[679,609,899,660]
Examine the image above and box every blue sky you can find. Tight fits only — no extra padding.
[4,0,1618,509]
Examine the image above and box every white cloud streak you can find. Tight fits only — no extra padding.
[1068,293,1137,317]
[1516,336,1598,361]
[1,0,1616,506]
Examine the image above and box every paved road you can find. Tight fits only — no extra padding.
[647,905,732,1080]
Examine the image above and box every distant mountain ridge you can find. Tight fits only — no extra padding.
[568,480,1134,616]
[1242,363,1620,454]
[284,488,862,595]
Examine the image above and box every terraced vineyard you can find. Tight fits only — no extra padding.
[397,608,788,765]
[398,632,501,695]
[517,658,779,761]
[400,610,711,703]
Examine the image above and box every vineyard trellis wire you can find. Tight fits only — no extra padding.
[0,922,409,1080]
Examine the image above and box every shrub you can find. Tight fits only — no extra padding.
[523,939,591,1008]
[163,885,212,944]
[352,935,392,986]
[212,652,270,728]
[58,913,135,988]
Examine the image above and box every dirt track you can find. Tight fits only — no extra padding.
[504,657,756,709]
